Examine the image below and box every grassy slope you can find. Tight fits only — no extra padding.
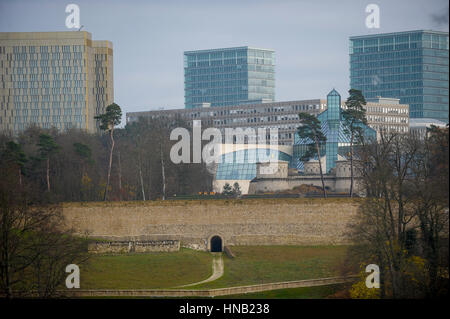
[79,248,213,289]
[190,245,347,289]
[80,245,347,290]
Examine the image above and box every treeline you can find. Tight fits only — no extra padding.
[0,115,213,203]
[344,126,449,298]
[0,106,213,298]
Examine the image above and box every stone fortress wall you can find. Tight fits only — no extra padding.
[62,198,359,251]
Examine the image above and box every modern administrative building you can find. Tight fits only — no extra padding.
[349,30,449,123]
[184,46,275,109]
[0,31,113,134]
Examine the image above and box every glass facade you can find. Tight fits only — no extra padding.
[325,89,341,173]
[293,89,376,173]
[184,47,275,109]
[350,30,449,123]
[215,148,291,180]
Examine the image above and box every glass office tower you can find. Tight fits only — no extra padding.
[184,46,275,109]
[350,30,449,123]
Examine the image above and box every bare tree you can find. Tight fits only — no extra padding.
[409,126,449,297]
[0,165,88,298]
[349,130,449,298]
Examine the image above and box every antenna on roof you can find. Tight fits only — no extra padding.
[78,25,84,31]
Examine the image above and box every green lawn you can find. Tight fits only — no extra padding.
[190,245,347,289]
[79,248,213,289]
[79,245,347,290]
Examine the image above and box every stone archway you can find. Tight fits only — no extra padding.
[210,235,223,252]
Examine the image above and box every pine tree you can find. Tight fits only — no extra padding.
[343,89,367,197]
[297,112,327,198]
[95,103,122,201]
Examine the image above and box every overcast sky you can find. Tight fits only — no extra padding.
[0,0,448,123]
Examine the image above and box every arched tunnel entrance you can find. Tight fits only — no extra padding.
[210,236,223,252]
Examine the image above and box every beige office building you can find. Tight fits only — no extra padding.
[0,31,113,134]
[365,97,409,136]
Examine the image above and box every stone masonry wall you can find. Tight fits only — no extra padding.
[62,198,359,251]
[88,240,180,254]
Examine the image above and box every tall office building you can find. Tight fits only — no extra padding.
[0,31,113,134]
[349,30,449,123]
[184,46,275,109]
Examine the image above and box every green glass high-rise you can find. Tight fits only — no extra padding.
[184,46,275,109]
[350,30,449,123]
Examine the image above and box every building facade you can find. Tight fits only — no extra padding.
[127,95,408,145]
[0,31,113,134]
[212,143,293,194]
[409,117,447,139]
[365,97,409,136]
[184,46,275,109]
[350,30,449,123]
[128,99,326,145]
[248,156,359,195]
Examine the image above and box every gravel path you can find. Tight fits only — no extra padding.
[177,252,224,288]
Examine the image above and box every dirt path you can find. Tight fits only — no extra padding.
[176,252,224,288]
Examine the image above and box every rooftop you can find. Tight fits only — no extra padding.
[349,29,449,39]
[184,46,275,54]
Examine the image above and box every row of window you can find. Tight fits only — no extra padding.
[12,80,85,89]
[11,121,84,131]
[14,107,84,116]
[13,115,85,123]
[355,79,449,93]
[185,50,273,62]
[185,64,274,75]
[6,52,85,61]
[367,115,408,124]
[350,65,423,77]
[187,85,274,96]
[12,93,85,102]
[8,66,84,74]
[4,58,85,67]
[352,72,448,84]
[9,45,84,54]
[351,58,422,69]
[8,73,85,81]
[350,48,448,63]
